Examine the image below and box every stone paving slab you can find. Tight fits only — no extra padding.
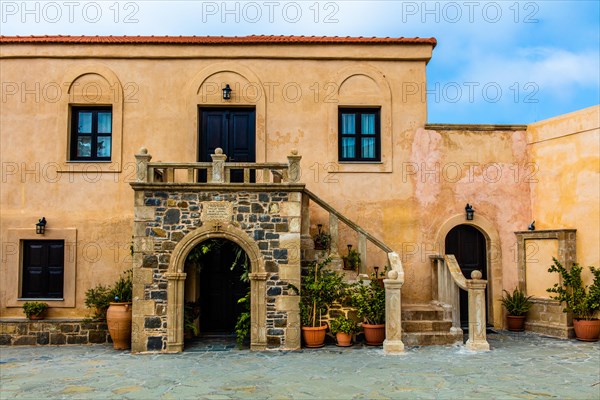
[1,331,599,399]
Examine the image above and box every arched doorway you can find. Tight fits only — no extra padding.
[445,224,488,327]
[184,239,250,340]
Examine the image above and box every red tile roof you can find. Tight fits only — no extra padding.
[0,35,436,47]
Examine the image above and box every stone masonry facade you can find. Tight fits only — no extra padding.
[0,320,109,346]
[131,185,303,353]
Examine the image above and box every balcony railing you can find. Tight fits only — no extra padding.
[134,147,302,184]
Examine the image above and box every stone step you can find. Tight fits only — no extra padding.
[402,330,464,347]
[402,320,453,332]
[401,304,447,321]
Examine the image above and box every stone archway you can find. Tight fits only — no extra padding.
[165,221,267,352]
[435,214,503,328]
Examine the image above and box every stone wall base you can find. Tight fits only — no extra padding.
[0,319,110,346]
[525,321,574,339]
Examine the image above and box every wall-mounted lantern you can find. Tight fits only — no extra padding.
[222,84,232,100]
[36,217,47,234]
[465,204,474,221]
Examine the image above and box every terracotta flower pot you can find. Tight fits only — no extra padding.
[335,332,353,347]
[362,323,385,346]
[506,315,526,332]
[573,319,600,342]
[302,325,327,348]
[107,302,132,350]
[27,313,45,320]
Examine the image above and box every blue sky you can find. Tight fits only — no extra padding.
[1,0,598,124]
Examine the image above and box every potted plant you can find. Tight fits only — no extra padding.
[84,284,112,321]
[106,269,133,349]
[289,257,347,347]
[501,287,533,331]
[547,257,600,341]
[313,224,331,251]
[329,315,359,347]
[351,276,386,345]
[342,245,360,271]
[22,301,49,320]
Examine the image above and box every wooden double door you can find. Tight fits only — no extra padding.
[199,108,255,182]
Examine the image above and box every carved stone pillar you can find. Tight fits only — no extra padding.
[210,148,227,183]
[287,149,302,183]
[465,270,490,351]
[300,193,313,254]
[165,272,186,353]
[135,147,152,182]
[358,234,367,274]
[329,213,341,260]
[384,252,405,353]
[249,272,268,350]
[383,277,405,353]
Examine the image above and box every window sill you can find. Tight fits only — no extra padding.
[18,298,65,301]
[333,161,391,173]
[338,161,384,164]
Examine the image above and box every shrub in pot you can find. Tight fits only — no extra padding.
[289,257,347,347]
[351,276,385,345]
[329,315,359,347]
[342,245,360,271]
[313,224,331,251]
[84,284,112,321]
[501,287,533,331]
[547,257,600,341]
[22,301,49,320]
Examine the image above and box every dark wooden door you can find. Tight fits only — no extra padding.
[199,240,249,334]
[22,240,64,298]
[445,225,487,327]
[199,108,256,182]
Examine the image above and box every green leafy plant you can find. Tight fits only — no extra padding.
[234,292,251,349]
[547,257,600,321]
[84,284,112,320]
[501,287,533,316]
[111,269,133,303]
[343,245,361,271]
[329,314,359,335]
[289,257,348,327]
[313,224,331,250]
[184,300,201,336]
[351,276,386,325]
[22,301,49,319]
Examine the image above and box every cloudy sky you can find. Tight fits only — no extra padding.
[2,0,598,124]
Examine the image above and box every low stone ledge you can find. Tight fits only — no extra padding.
[0,319,110,346]
[525,321,574,339]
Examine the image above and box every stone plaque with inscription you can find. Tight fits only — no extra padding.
[201,201,233,222]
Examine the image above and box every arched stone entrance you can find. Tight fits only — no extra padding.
[436,214,502,328]
[165,221,267,352]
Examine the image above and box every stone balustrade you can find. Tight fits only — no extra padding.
[134,147,302,184]
[430,254,490,351]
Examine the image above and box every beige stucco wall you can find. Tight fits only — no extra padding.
[0,41,433,318]
[527,105,600,284]
[1,41,597,329]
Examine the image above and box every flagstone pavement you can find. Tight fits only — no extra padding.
[1,331,599,399]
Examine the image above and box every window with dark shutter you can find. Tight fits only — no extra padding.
[22,240,64,299]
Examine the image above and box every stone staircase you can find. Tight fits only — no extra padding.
[402,304,463,346]
[310,251,463,346]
